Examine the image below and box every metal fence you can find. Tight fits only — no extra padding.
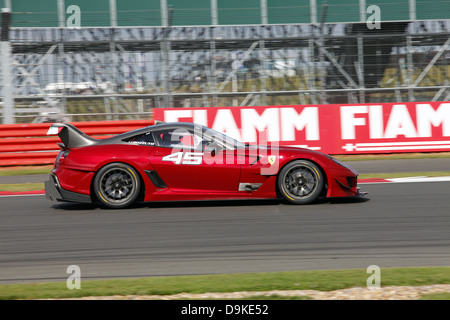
[1,1,449,123]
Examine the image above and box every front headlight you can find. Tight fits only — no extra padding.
[328,155,356,172]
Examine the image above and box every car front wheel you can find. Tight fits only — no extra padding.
[278,160,324,204]
[94,163,141,209]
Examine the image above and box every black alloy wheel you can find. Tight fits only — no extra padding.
[94,163,141,209]
[277,160,324,204]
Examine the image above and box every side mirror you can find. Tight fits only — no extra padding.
[202,139,213,150]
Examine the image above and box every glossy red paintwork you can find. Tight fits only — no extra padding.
[51,143,359,202]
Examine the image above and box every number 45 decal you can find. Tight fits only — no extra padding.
[162,152,204,165]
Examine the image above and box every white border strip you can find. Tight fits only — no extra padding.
[344,140,450,152]
[388,176,450,183]
[358,145,450,151]
[290,145,322,151]
[359,176,450,184]
[357,141,450,147]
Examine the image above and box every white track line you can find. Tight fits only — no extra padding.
[359,176,450,184]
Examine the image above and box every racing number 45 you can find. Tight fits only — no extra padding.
[162,152,204,165]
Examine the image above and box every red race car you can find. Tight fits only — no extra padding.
[45,122,366,208]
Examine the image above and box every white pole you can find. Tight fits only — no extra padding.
[1,8,13,124]
[211,0,218,25]
[109,0,117,27]
[260,0,268,25]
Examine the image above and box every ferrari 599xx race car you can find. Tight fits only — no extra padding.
[45,121,365,208]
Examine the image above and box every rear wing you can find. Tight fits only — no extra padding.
[47,123,98,149]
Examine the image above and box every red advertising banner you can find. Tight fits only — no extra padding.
[153,102,450,155]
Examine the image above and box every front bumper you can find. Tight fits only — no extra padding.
[45,174,92,203]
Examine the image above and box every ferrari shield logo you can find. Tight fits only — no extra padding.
[268,155,276,165]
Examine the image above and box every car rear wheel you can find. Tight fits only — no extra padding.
[278,160,324,204]
[94,163,140,209]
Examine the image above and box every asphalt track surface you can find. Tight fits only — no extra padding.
[1,177,449,284]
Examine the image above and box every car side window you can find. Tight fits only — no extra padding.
[125,132,155,146]
[153,128,201,150]
[155,128,226,151]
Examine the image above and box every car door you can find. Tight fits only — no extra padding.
[148,126,241,193]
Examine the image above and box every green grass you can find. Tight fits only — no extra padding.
[420,293,450,300]
[0,183,44,192]
[0,267,448,300]
[0,166,52,177]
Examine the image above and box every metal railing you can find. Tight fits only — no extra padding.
[0,119,155,166]
[0,2,449,123]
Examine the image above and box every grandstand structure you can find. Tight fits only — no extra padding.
[0,0,449,123]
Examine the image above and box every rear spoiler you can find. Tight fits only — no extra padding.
[47,123,98,149]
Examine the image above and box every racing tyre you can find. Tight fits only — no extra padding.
[94,163,141,209]
[278,160,324,205]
